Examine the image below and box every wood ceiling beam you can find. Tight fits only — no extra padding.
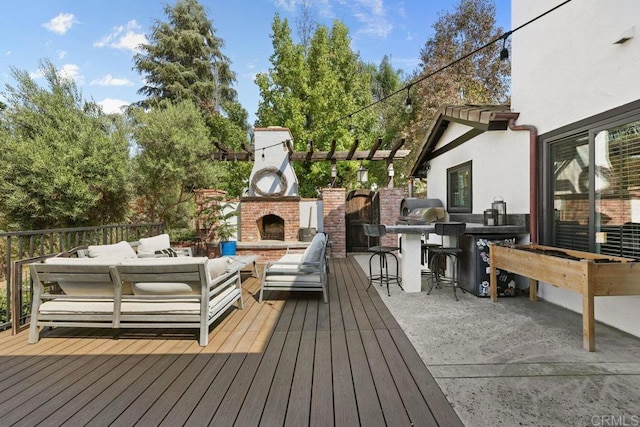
[346,139,359,160]
[367,138,382,160]
[326,140,337,160]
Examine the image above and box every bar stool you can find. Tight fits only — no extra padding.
[421,236,442,282]
[427,222,467,300]
[363,224,403,296]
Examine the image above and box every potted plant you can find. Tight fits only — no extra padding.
[196,192,239,257]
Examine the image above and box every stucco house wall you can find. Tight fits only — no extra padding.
[511,0,640,134]
[426,122,529,215]
[511,0,640,337]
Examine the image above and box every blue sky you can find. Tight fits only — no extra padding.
[0,0,510,124]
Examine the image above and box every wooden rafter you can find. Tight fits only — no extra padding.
[367,138,382,160]
[326,140,337,160]
[211,138,410,162]
[346,139,359,160]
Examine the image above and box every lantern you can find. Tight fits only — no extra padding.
[484,209,498,226]
[357,162,368,184]
[492,197,507,226]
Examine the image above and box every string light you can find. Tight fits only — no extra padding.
[500,31,511,61]
[316,0,573,129]
[404,85,412,113]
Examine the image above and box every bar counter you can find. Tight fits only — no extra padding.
[385,223,528,293]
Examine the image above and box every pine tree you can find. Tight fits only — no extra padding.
[133,0,245,126]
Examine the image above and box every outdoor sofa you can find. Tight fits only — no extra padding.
[259,232,329,303]
[28,235,244,346]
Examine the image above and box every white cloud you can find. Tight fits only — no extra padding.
[59,63,84,84]
[29,69,44,80]
[5,50,11,56]
[43,13,76,35]
[94,20,147,52]
[98,98,129,114]
[350,0,392,38]
[272,0,299,12]
[90,74,134,86]
[57,50,67,59]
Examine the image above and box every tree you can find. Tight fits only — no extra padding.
[364,55,411,186]
[255,15,376,196]
[135,0,231,111]
[132,0,250,199]
[129,99,223,229]
[0,60,130,230]
[403,0,510,172]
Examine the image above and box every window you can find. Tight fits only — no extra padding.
[544,105,640,258]
[447,161,472,213]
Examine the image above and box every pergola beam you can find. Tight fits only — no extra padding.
[367,138,382,160]
[346,139,359,160]
[210,138,409,162]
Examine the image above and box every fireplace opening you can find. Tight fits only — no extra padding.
[258,214,285,240]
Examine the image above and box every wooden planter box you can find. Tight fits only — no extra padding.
[488,243,640,351]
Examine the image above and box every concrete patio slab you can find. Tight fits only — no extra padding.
[353,254,640,427]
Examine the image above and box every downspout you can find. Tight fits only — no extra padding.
[508,119,539,244]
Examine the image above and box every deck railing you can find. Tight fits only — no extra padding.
[0,222,164,332]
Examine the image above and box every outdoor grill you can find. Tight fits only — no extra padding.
[398,198,446,225]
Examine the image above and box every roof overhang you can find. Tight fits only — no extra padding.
[410,104,520,178]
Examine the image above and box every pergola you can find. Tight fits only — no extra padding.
[211,138,410,163]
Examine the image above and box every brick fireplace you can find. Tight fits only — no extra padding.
[238,196,301,242]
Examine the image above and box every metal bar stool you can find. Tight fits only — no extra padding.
[363,224,403,296]
[421,236,442,284]
[427,222,467,300]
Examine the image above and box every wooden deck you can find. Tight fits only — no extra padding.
[0,257,462,426]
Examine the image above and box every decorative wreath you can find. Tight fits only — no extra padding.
[251,166,288,197]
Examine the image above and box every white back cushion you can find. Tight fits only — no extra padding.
[302,233,326,264]
[136,234,171,257]
[87,241,137,260]
[207,257,231,281]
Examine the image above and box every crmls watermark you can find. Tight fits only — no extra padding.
[591,415,640,426]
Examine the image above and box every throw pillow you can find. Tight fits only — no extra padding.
[154,247,179,257]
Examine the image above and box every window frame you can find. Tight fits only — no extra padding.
[541,100,640,256]
[447,160,473,213]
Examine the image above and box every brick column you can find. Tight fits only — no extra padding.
[322,188,346,258]
[378,187,405,247]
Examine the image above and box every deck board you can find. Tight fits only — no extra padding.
[0,256,462,426]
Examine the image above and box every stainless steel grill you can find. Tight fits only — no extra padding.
[398,198,446,225]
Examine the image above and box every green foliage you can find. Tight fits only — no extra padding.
[0,60,130,230]
[404,0,510,172]
[129,99,222,228]
[134,0,236,113]
[132,0,251,199]
[196,192,238,243]
[255,15,377,195]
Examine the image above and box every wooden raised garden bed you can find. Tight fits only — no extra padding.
[488,243,640,351]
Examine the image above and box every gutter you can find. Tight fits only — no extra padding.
[508,119,539,244]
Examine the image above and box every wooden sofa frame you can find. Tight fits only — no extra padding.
[259,233,329,303]
[29,258,243,346]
